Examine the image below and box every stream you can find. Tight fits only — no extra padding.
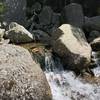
[20,43,100,100]
[44,51,100,100]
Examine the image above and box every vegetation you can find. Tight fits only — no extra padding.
[0,3,5,13]
[0,1,6,22]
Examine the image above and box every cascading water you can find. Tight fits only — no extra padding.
[44,51,100,100]
[92,52,100,77]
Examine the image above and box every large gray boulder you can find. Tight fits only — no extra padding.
[3,0,26,25]
[61,3,84,28]
[51,24,92,70]
[0,44,52,100]
[5,22,33,43]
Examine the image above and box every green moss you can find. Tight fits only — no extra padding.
[0,2,7,22]
[0,2,6,14]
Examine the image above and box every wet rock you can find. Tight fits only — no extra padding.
[0,44,52,100]
[61,3,84,28]
[3,0,26,25]
[4,22,33,44]
[32,30,51,44]
[39,6,53,25]
[84,16,100,31]
[88,31,100,42]
[51,24,92,71]
[91,37,100,51]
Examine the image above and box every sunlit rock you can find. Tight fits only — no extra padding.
[51,24,92,70]
[0,44,52,100]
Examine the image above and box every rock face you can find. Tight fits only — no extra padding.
[51,24,92,70]
[4,0,26,25]
[61,3,84,28]
[91,37,100,51]
[5,22,33,43]
[0,44,52,100]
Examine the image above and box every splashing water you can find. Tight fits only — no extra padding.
[44,51,100,100]
[92,52,100,77]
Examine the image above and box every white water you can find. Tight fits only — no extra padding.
[92,52,100,77]
[46,71,100,100]
[44,51,100,100]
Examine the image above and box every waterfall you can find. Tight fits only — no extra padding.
[44,51,63,72]
[44,51,100,100]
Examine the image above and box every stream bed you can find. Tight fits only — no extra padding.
[20,43,100,100]
[45,51,100,100]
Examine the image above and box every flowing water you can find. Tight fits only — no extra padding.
[20,43,100,100]
[44,51,100,100]
[92,52,100,77]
